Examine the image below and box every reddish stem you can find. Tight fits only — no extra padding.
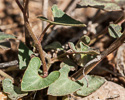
[15,0,48,77]
[38,23,52,43]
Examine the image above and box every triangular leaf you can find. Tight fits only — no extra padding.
[38,5,86,27]
[0,32,15,41]
[77,0,121,11]
[18,41,34,69]
[48,63,82,96]
[77,75,105,96]
[21,57,60,91]
[2,78,27,100]
[108,24,123,38]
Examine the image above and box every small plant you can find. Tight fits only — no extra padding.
[1,0,125,100]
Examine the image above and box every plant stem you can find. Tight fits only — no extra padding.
[15,0,24,13]
[72,30,125,80]
[0,69,14,83]
[16,0,31,48]
[38,23,52,43]
[89,14,125,45]
[23,0,31,48]
[15,0,48,77]
[25,23,48,77]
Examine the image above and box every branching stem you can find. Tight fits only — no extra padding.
[39,23,52,43]
[15,0,48,77]
[25,23,48,77]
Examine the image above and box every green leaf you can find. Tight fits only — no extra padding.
[68,42,77,52]
[0,32,15,41]
[44,41,63,50]
[38,5,86,27]
[108,24,123,38]
[48,63,82,96]
[60,58,77,71]
[79,35,90,45]
[78,0,121,11]
[18,41,34,69]
[77,75,105,96]
[69,38,99,67]
[21,57,60,91]
[2,78,27,100]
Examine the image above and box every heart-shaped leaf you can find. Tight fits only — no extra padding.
[48,63,82,96]
[21,57,60,91]
[44,41,63,50]
[108,24,123,38]
[2,78,27,100]
[18,41,34,69]
[38,5,86,27]
[77,75,105,96]
[60,59,77,71]
[0,32,15,41]
[77,0,121,11]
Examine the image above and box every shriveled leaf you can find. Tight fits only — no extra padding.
[76,42,99,54]
[70,39,100,67]
[48,63,82,96]
[108,24,123,38]
[0,32,15,41]
[21,57,60,91]
[78,0,121,11]
[38,5,86,27]
[68,42,77,52]
[18,41,34,69]
[2,78,27,100]
[77,75,105,96]
[44,41,63,50]
[79,35,90,45]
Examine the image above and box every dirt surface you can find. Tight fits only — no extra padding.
[0,0,125,100]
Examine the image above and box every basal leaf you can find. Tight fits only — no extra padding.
[0,32,15,41]
[2,78,27,100]
[78,0,121,11]
[38,5,86,27]
[77,75,105,96]
[44,41,63,50]
[18,41,33,69]
[21,57,60,91]
[48,63,82,96]
[108,24,123,38]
